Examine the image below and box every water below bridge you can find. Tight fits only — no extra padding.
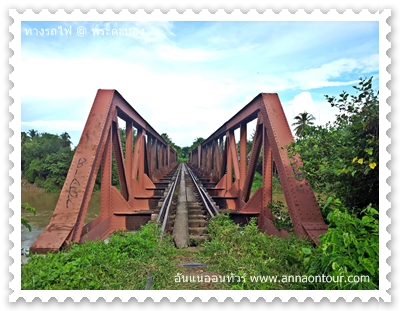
[21,191,100,253]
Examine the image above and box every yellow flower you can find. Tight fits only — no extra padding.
[352,157,358,163]
[369,162,377,169]
[358,158,364,164]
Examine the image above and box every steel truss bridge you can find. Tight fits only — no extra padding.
[30,90,327,254]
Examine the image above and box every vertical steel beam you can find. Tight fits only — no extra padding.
[239,123,247,190]
[228,130,240,182]
[101,128,113,225]
[226,131,233,189]
[242,121,263,202]
[138,129,146,189]
[112,120,129,201]
[261,125,273,219]
[132,129,144,182]
[167,145,170,167]
[125,120,133,194]
[197,145,201,168]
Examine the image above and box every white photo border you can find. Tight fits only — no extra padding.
[9,9,391,302]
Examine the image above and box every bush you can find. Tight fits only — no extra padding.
[268,201,293,232]
[200,214,314,289]
[301,204,379,289]
[287,77,379,216]
[21,223,179,290]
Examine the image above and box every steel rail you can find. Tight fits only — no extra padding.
[185,165,215,217]
[185,164,219,217]
[199,187,219,216]
[157,163,182,235]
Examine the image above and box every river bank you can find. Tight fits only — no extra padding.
[21,178,47,193]
[21,178,101,255]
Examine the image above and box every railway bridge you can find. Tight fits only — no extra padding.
[30,90,327,254]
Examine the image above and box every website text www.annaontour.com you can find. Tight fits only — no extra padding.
[174,272,370,284]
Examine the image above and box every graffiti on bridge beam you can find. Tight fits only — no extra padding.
[66,157,87,208]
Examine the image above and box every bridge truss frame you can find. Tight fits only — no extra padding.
[30,90,177,254]
[189,93,327,244]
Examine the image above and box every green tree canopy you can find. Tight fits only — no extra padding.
[21,131,75,192]
[287,76,379,216]
[191,137,205,150]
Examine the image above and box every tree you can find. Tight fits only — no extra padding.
[295,77,379,289]
[287,77,379,216]
[21,130,75,192]
[27,129,38,139]
[181,146,191,160]
[292,112,316,138]
[60,132,72,148]
[191,137,205,150]
[161,133,173,146]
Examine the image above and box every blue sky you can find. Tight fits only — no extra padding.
[21,21,379,148]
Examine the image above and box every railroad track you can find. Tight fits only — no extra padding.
[155,163,219,247]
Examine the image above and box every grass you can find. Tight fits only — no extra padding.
[196,214,314,289]
[22,223,178,290]
[22,215,316,290]
[22,173,321,290]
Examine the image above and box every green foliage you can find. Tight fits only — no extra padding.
[179,146,191,162]
[318,194,347,224]
[177,137,206,163]
[21,202,36,232]
[199,214,313,289]
[161,132,188,162]
[284,77,379,290]
[191,137,205,150]
[272,176,283,192]
[21,127,189,192]
[301,204,379,289]
[250,172,282,197]
[292,111,316,138]
[161,133,173,146]
[268,201,293,232]
[21,130,74,192]
[24,158,42,183]
[250,171,263,194]
[287,77,379,215]
[21,223,179,290]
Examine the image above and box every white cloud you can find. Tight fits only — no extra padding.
[289,55,379,90]
[20,53,375,146]
[135,21,175,44]
[21,120,86,132]
[20,20,378,148]
[282,92,340,136]
[250,54,379,93]
[286,92,318,118]
[21,55,244,147]
[155,44,222,62]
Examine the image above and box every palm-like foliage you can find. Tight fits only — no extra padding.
[292,112,316,137]
[28,129,38,139]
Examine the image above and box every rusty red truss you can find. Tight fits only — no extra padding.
[188,93,327,244]
[30,90,178,254]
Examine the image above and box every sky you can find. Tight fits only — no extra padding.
[20,21,379,148]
